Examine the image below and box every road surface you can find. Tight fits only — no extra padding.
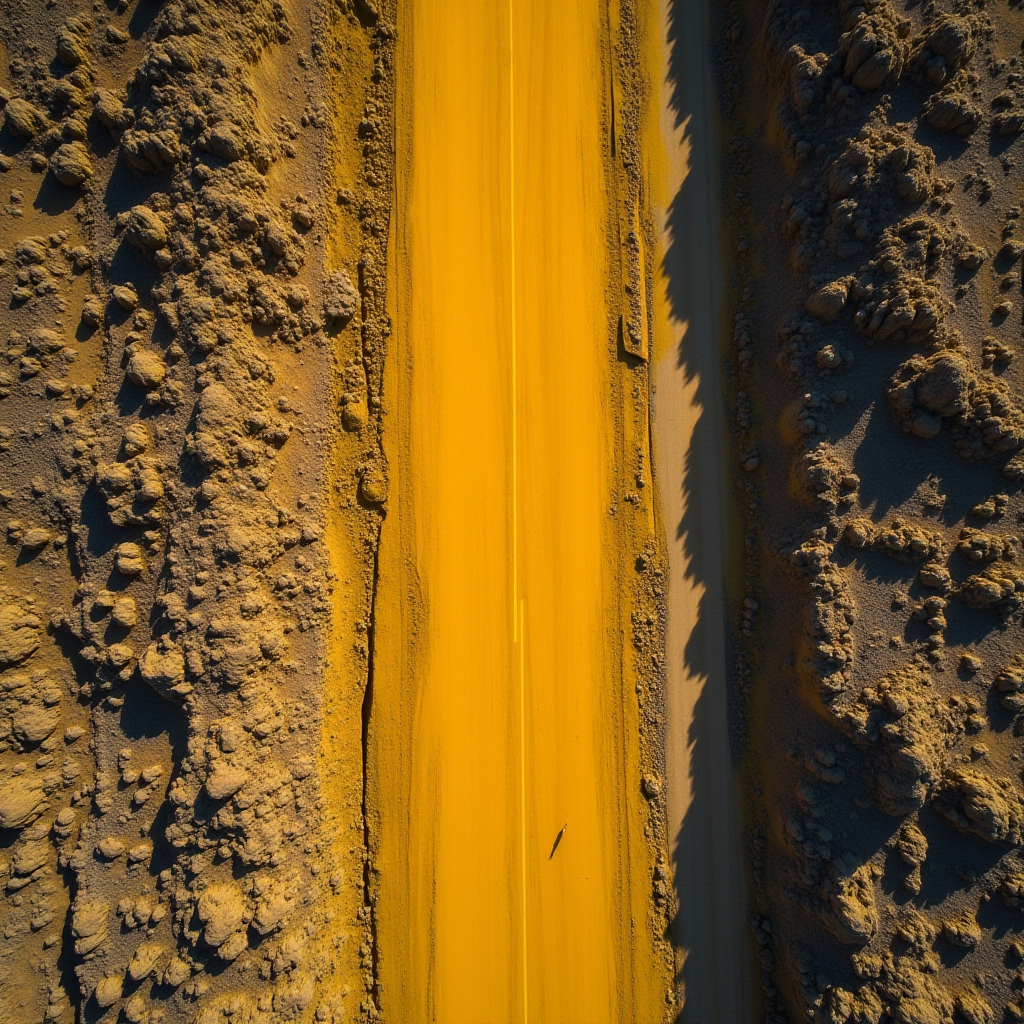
[371,1,668,1022]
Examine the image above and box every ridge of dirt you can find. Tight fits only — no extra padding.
[0,1,394,1021]
[726,0,1024,1021]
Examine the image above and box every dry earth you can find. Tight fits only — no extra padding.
[727,0,1024,1021]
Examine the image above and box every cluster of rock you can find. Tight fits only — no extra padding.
[0,0,394,1021]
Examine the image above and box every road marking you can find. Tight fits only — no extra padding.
[508,3,528,1020]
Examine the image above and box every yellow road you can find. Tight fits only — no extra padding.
[373,2,665,1021]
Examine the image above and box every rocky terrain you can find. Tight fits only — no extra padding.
[0,0,393,1021]
[724,0,1024,1020]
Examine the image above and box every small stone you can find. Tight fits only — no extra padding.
[96,836,125,860]
[50,142,93,187]
[21,528,51,550]
[112,284,138,311]
[127,941,165,981]
[126,350,165,389]
[115,542,145,576]
[205,764,248,800]
[92,975,122,1010]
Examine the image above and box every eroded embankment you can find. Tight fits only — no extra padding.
[369,0,673,1021]
[0,1,391,1021]
[729,0,1024,1021]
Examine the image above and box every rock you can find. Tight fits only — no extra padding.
[805,279,850,321]
[0,777,46,829]
[196,882,246,947]
[5,98,46,139]
[914,353,972,417]
[253,887,293,935]
[123,422,152,455]
[72,899,108,940]
[93,90,134,133]
[923,90,981,136]
[895,822,928,867]
[55,17,90,67]
[126,350,166,389]
[994,111,1024,136]
[924,15,975,70]
[112,284,138,311]
[0,603,42,665]
[115,542,145,576]
[910,412,941,439]
[21,528,51,550]
[359,464,389,504]
[97,463,132,495]
[200,122,246,162]
[843,518,874,548]
[162,957,191,988]
[324,269,358,326]
[121,128,180,174]
[935,767,1024,844]
[139,639,191,701]
[274,972,315,1013]
[96,836,125,859]
[93,974,122,1010]
[825,864,878,944]
[111,596,137,629]
[875,520,941,563]
[125,205,169,252]
[216,929,249,961]
[81,293,104,327]
[12,706,59,744]
[956,989,993,1024]
[11,838,49,875]
[918,563,950,589]
[127,941,165,981]
[943,911,981,948]
[127,841,152,864]
[959,567,1024,611]
[204,764,248,800]
[50,142,93,187]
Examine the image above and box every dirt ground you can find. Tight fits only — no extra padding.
[727,0,1024,1021]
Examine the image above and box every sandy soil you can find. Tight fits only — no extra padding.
[0,1,391,1021]
[648,0,756,1019]
[722,0,1024,1021]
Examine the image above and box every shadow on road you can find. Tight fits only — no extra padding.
[656,0,756,1020]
